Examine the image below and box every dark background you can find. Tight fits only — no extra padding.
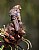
[0,0,39,50]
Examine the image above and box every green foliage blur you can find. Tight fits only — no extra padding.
[0,0,39,50]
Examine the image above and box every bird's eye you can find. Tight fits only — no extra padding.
[16,10,17,11]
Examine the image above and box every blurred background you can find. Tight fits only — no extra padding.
[0,0,39,50]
